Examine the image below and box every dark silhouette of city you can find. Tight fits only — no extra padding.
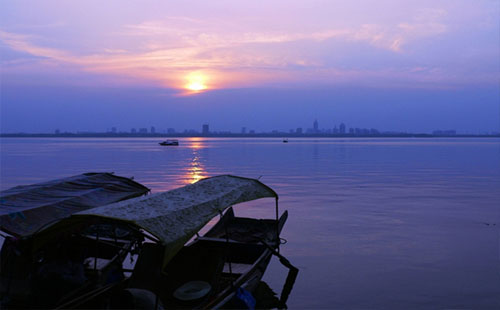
[1,119,497,138]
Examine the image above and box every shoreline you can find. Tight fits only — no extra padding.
[0,133,498,138]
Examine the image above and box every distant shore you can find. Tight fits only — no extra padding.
[1,133,498,138]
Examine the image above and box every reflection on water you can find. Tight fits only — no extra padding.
[184,138,207,184]
[1,137,500,309]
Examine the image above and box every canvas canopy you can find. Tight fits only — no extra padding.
[0,173,150,237]
[74,175,278,265]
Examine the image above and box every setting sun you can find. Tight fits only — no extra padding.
[185,73,208,92]
[187,81,206,91]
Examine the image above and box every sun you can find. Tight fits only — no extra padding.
[185,73,208,92]
[187,81,206,91]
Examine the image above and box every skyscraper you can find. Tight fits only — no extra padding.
[313,119,319,133]
[202,124,210,135]
[339,123,346,134]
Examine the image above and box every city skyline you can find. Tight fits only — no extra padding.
[3,118,496,137]
[54,117,500,136]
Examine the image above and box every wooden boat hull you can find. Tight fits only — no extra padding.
[65,208,288,309]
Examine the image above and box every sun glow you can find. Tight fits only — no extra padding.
[185,73,208,92]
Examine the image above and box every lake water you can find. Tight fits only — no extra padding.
[1,137,500,309]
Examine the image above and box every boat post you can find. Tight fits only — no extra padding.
[275,197,280,253]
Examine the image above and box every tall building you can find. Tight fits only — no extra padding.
[296,127,303,134]
[241,127,246,134]
[202,124,210,135]
[150,126,156,134]
[339,123,346,134]
[313,119,319,133]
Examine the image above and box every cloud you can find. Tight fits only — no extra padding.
[1,6,495,91]
[0,31,72,61]
[120,10,448,53]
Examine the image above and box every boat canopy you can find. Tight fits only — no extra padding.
[74,175,278,264]
[0,173,150,237]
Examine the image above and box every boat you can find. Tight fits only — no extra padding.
[282,138,289,143]
[0,173,150,308]
[0,173,297,309]
[159,139,179,146]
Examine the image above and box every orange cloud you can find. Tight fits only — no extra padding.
[0,10,462,91]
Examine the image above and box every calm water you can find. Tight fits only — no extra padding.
[1,137,500,309]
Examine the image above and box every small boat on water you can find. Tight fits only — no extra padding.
[0,173,297,309]
[159,139,179,146]
[282,138,289,143]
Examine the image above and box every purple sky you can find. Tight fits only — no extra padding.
[1,0,499,133]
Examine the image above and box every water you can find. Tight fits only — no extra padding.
[1,137,499,308]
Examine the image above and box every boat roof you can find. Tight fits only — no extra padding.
[0,173,150,237]
[71,175,278,264]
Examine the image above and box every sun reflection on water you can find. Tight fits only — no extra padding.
[184,138,208,184]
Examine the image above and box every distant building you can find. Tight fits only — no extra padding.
[55,129,60,134]
[131,128,137,134]
[296,127,303,134]
[150,126,156,134]
[339,123,346,134]
[111,127,117,133]
[241,127,247,134]
[249,130,255,134]
[349,128,354,134]
[202,124,210,135]
[313,119,319,133]
[139,128,148,134]
[333,126,339,134]
[167,128,175,134]
[432,130,456,136]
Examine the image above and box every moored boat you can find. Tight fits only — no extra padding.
[0,174,297,309]
[0,173,150,308]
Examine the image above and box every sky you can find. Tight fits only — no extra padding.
[0,0,499,134]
